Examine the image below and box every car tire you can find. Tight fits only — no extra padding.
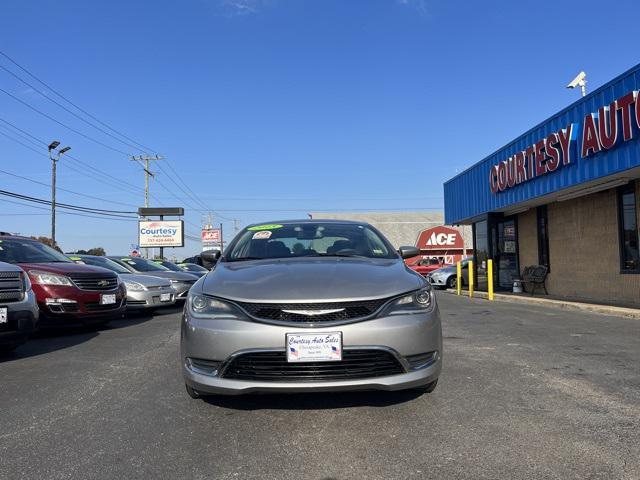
[415,379,438,394]
[446,276,457,289]
[185,383,201,399]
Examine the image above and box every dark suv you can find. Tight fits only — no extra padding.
[0,261,39,352]
[0,234,126,327]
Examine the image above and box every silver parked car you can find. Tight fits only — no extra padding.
[181,220,442,398]
[427,258,470,289]
[0,261,39,353]
[69,255,176,310]
[108,256,198,300]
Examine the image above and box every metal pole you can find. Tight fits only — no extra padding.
[219,223,224,252]
[488,259,494,301]
[51,156,57,246]
[468,260,474,298]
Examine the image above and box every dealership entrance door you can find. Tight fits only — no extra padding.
[473,215,519,291]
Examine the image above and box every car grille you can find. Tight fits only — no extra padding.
[234,298,389,324]
[221,349,405,382]
[69,274,118,291]
[0,271,24,303]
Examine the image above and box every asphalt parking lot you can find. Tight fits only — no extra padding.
[1,294,639,480]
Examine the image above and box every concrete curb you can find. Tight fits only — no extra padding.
[442,288,640,320]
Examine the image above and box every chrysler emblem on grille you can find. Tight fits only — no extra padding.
[281,308,345,316]
[98,280,109,287]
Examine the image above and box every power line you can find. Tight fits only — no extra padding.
[0,168,139,208]
[0,189,137,217]
[0,49,156,153]
[0,198,137,222]
[0,117,144,196]
[0,86,130,156]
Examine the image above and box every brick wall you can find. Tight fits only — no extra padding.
[518,183,640,307]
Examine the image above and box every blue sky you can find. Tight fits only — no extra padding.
[0,0,638,257]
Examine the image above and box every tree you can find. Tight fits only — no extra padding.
[30,236,62,252]
[86,247,106,256]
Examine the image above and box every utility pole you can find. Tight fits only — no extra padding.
[48,141,71,248]
[233,219,239,232]
[131,154,163,258]
[219,222,224,252]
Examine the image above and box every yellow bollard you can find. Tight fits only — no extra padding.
[487,259,494,301]
[456,261,462,296]
[468,260,474,298]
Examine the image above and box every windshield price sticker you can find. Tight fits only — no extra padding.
[0,307,7,324]
[286,332,342,363]
[252,231,272,240]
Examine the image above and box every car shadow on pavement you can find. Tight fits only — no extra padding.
[0,328,100,362]
[202,389,423,410]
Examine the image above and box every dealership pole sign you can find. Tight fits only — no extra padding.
[489,90,640,194]
[138,220,184,248]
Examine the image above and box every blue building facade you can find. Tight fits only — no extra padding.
[443,64,640,305]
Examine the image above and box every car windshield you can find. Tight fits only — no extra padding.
[118,257,169,272]
[226,223,396,261]
[78,256,131,274]
[155,260,182,272]
[0,239,72,264]
[180,263,207,272]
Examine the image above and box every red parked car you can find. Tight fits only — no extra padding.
[0,234,126,327]
[408,257,445,276]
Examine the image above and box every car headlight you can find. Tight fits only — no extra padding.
[124,281,146,292]
[28,270,73,286]
[20,271,32,292]
[187,294,243,319]
[385,286,434,314]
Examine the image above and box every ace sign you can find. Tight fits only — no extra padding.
[416,226,464,250]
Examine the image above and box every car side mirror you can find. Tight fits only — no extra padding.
[201,250,221,263]
[398,246,420,259]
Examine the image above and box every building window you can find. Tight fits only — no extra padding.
[618,181,640,272]
[537,206,550,270]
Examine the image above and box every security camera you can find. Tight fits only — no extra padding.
[567,71,586,89]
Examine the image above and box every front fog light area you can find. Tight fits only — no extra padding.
[186,358,222,376]
[406,351,439,370]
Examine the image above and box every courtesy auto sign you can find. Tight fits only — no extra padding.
[489,89,640,194]
[139,220,184,247]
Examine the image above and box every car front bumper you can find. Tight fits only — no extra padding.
[171,282,196,300]
[427,275,448,287]
[126,287,176,309]
[0,290,39,348]
[181,307,442,395]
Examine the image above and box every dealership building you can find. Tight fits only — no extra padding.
[444,64,640,307]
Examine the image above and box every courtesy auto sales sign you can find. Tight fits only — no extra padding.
[489,89,640,194]
[139,220,184,247]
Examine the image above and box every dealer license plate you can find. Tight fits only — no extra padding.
[160,293,172,302]
[101,294,116,305]
[286,332,342,363]
[0,307,7,324]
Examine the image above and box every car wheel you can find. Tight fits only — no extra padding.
[415,379,438,394]
[185,383,201,399]
[446,276,457,289]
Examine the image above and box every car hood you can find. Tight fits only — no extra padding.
[17,262,116,276]
[132,271,199,282]
[119,273,172,287]
[200,257,424,302]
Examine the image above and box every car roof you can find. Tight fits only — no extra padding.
[244,219,373,229]
[0,233,39,241]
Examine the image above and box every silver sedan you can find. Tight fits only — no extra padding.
[181,220,442,399]
[69,255,176,310]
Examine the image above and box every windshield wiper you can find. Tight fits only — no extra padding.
[313,253,369,258]
[227,256,265,262]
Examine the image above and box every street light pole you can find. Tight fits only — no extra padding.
[48,141,71,248]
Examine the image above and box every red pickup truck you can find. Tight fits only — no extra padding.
[407,257,446,276]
